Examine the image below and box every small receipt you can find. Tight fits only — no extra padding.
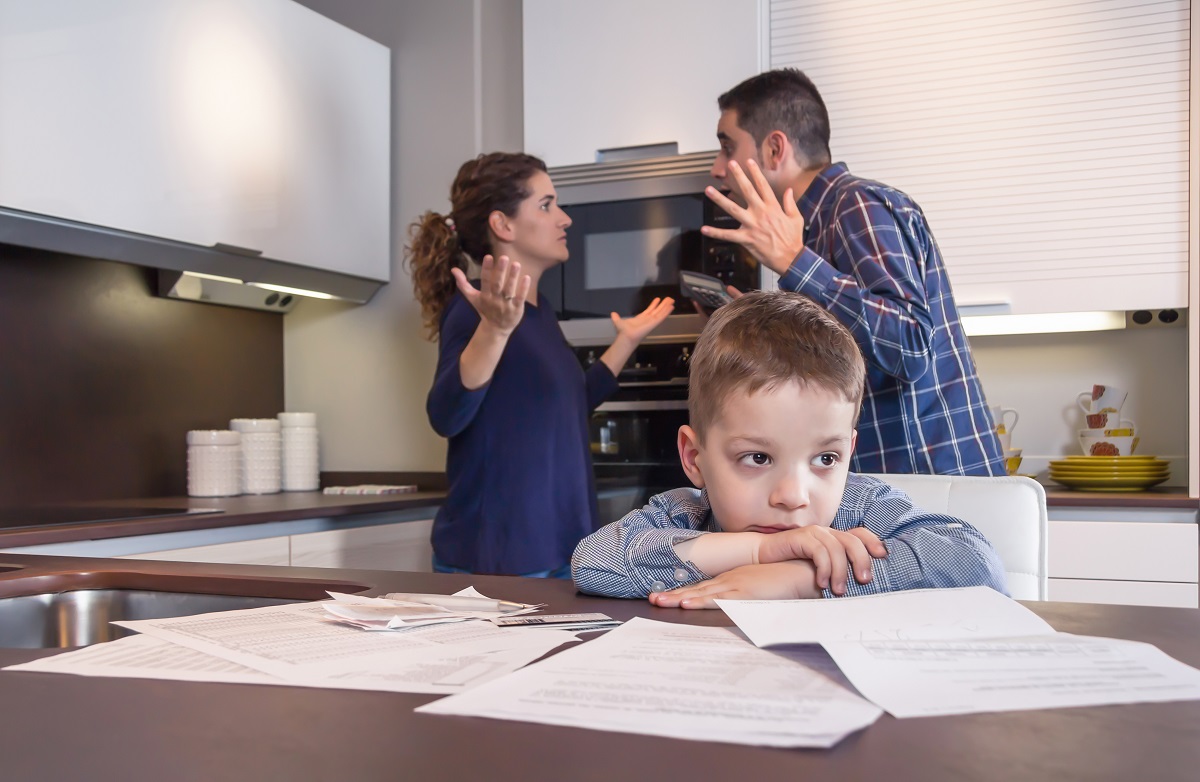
[493,613,620,630]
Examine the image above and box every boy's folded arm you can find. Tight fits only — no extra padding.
[573,525,711,598]
[829,522,1009,598]
[571,488,717,598]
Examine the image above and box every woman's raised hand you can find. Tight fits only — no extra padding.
[451,254,532,336]
[611,296,676,345]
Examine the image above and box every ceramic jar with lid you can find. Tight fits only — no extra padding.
[278,412,320,491]
[229,418,282,495]
[187,430,242,497]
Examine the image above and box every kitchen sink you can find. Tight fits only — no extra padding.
[0,568,370,649]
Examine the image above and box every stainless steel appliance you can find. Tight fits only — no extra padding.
[576,338,696,519]
[545,152,763,344]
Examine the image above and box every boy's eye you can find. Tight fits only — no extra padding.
[740,452,770,466]
[815,452,840,467]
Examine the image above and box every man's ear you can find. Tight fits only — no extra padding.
[488,210,514,243]
[677,425,706,489]
[760,130,790,171]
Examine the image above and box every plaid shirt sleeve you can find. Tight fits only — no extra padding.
[781,188,934,383]
[825,475,1010,599]
[571,488,713,598]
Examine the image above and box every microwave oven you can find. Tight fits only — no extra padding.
[542,152,760,334]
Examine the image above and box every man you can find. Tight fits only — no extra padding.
[701,68,1004,476]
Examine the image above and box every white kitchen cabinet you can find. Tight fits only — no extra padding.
[0,0,389,281]
[1047,514,1199,608]
[765,0,1190,316]
[119,535,292,567]
[522,0,760,168]
[290,519,433,572]
[112,520,434,572]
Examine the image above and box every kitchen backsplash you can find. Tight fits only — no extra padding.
[0,244,284,505]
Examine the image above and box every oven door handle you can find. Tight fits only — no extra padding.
[596,400,689,412]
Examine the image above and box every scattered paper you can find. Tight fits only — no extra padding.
[418,617,882,748]
[716,585,1055,645]
[718,586,1200,719]
[4,630,571,694]
[821,633,1200,718]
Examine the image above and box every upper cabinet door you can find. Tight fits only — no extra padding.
[0,0,390,282]
[522,0,761,169]
[766,0,1190,316]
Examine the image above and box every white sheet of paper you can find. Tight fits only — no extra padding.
[717,586,1054,646]
[821,633,1200,718]
[418,617,882,748]
[4,631,571,694]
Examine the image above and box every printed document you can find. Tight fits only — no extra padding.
[418,617,882,748]
[718,586,1200,717]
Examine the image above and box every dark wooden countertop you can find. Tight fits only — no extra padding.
[0,489,447,549]
[0,477,1193,552]
[0,553,1198,782]
[1043,485,1197,509]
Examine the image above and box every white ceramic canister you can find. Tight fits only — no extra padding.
[229,418,282,495]
[187,430,242,497]
[278,412,319,491]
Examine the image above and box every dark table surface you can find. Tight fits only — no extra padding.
[0,552,1198,782]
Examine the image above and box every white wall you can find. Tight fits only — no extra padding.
[283,0,523,471]
[971,325,1190,484]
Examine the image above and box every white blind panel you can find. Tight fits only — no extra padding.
[768,0,1190,305]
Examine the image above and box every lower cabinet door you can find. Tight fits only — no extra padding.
[118,536,291,567]
[289,520,433,572]
[1048,578,1199,609]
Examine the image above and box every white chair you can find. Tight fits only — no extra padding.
[861,473,1049,601]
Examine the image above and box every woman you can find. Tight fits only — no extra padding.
[407,152,674,576]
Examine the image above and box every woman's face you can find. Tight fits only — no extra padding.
[502,171,572,267]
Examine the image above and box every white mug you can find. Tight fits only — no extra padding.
[989,406,1019,435]
[1077,384,1127,415]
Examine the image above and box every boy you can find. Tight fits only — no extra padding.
[571,292,1008,608]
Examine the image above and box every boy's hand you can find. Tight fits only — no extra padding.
[757,526,887,596]
[650,561,819,609]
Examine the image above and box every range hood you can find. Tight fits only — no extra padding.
[0,206,384,310]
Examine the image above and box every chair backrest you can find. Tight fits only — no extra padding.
[861,473,1049,601]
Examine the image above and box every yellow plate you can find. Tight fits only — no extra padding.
[1059,456,1161,463]
[1051,474,1169,491]
[1050,461,1168,470]
[1050,471,1169,480]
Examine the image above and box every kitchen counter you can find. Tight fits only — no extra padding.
[0,478,1191,552]
[1042,485,1196,509]
[0,553,1198,782]
[0,488,448,549]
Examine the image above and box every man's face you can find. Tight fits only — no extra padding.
[709,109,763,204]
[679,380,857,535]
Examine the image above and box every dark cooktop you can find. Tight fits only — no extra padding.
[0,506,224,531]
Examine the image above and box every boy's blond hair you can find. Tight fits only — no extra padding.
[688,291,866,440]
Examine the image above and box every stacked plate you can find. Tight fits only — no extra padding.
[1048,456,1170,492]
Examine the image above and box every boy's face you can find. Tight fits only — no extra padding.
[677,381,857,533]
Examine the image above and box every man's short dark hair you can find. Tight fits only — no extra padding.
[718,68,831,169]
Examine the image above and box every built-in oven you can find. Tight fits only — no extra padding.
[542,151,762,337]
[575,338,696,521]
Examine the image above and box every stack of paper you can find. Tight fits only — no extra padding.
[319,589,543,631]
